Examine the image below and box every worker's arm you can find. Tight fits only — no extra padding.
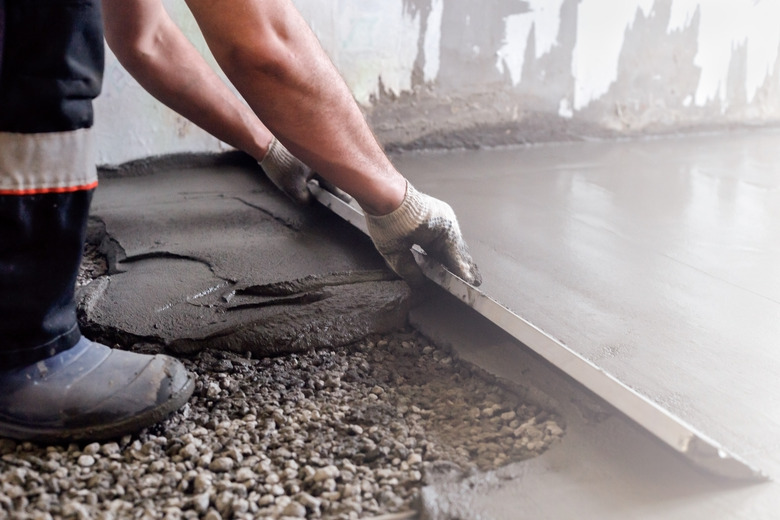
[102,0,328,204]
[182,0,406,216]
[101,0,276,163]
[182,0,481,285]
[102,0,327,206]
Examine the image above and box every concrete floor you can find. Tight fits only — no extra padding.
[84,129,780,519]
[393,129,780,519]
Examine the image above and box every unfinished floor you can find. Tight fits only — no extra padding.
[0,155,564,520]
[73,129,780,519]
[2,128,778,519]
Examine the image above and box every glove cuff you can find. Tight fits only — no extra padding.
[259,137,296,173]
[365,181,428,243]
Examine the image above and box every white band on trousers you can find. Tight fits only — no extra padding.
[0,128,97,195]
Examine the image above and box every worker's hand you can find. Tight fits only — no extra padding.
[365,181,482,286]
[260,137,350,205]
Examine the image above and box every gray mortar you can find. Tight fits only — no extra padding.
[167,280,412,357]
[78,162,412,356]
[370,89,617,153]
[79,261,412,358]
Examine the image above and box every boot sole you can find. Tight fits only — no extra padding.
[0,377,195,444]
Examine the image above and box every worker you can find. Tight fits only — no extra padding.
[0,0,481,442]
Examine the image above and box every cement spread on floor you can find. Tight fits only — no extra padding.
[311,181,760,480]
[78,130,780,519]
[81,161,411,356]
[395,129,780,518]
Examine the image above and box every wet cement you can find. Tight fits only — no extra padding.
[397,129,780,519]
[78,130,780,518]
[79,161,411,356]
[412,292,779,520]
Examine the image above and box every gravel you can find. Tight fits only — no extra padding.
[0,243,565,519]
[75,242,107,289]
[0,334,564,519]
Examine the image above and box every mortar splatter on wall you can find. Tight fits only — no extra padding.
[95,0,780,165]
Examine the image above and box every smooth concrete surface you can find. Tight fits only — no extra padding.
[411,294,777,520]
[393,129,780,481]
[309,173,754,477]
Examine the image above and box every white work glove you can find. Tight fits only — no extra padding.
[259,137,350,205]
[365,181,482,286]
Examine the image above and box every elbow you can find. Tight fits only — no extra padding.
[214,19,300,85]
[106,33,154,72]
[104,17,167,74]
[224,41,292,81]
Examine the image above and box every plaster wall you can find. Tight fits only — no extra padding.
[94,0,780,164]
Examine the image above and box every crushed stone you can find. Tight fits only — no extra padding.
[0,333,564,519]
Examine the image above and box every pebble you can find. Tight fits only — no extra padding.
[481,406,497,418]
[203,510,221,520]
[83,443,101,456]
[313,465,340,482]
[77,455,95,467]
[546,422,564,436]
[282,501,307,517]
[179,443,198,459]
[206,382,221,398]
[232,498,249,514]
[209,457,234,472]
[193,474,212,494]
[235,467,255,482]
[298,492,322,510]
[258,494,275,506]
[192,493,210,513]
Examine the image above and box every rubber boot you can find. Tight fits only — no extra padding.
[0,337,194,443]
[0,0,194,442]
[0,188,198,442]
[0,189,196,443]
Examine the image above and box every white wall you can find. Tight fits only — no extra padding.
[95,0,780,165]
[94,1,228,165]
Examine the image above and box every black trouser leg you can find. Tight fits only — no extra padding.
[0,0,103,368]
[0,189,93,368]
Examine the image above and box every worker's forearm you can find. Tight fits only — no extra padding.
[184,0,406,215]
[102,0,272,161]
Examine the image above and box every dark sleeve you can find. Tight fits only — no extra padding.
[0,0,104,133]
[0,0,6,80]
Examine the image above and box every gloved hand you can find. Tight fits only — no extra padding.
[365,181,482,286]
[259,137,350,205]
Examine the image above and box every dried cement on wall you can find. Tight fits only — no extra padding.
[95,0,780,164]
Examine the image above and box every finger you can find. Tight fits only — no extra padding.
[449,244,482,286]
[428,232,483,286]
[383,250,427,286]
[286,172,314,205]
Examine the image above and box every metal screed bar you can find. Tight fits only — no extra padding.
[308,180,766,481]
